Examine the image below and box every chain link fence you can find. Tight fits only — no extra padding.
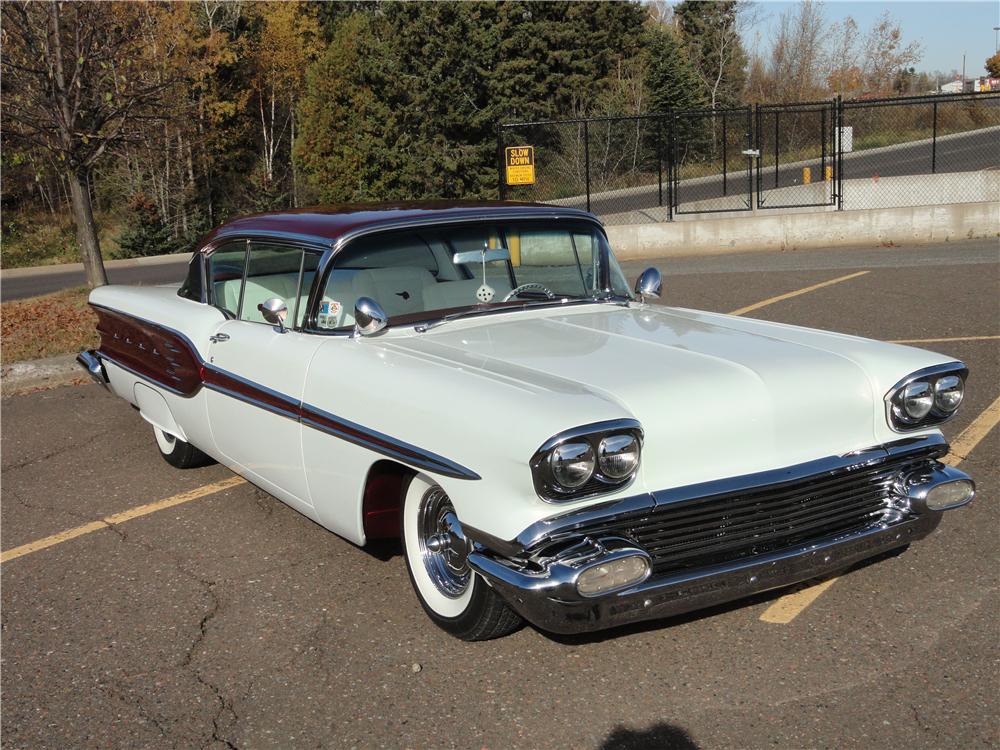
[499,91,1000,222]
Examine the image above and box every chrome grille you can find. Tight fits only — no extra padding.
[567,454,935,576]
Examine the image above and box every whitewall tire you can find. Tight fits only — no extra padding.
[401,474,522,640]
[153,426,213,469]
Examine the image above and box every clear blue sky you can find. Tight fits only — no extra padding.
[740,1,999,78]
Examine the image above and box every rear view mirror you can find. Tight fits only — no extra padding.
[258,297,288,332]
[634,268,662,303]
[352,297,388,338]
[452,247,511,265]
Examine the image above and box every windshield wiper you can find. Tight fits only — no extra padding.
[414,298,592,333]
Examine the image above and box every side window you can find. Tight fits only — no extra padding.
[207,241,248,318]
[241,242,321,328]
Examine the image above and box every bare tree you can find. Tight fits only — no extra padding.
[861,12,922,95]
[1,2,169,286]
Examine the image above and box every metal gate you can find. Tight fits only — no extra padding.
[670,107,753,215]
[755,99,839,209]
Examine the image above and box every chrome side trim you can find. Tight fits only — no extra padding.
[91,307,478,480]
[482,435,949,555]
[300,404,481,481]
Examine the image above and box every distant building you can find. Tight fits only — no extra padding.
[940,79,963,94]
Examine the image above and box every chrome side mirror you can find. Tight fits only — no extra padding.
[634,267,662,303]
[352,297,388,338]
[258,297,288,332]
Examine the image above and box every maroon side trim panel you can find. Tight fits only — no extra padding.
[93,306,203,396]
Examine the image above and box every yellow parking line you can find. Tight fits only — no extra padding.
[728,271,869,316]
[889,335,1000,344]
[760,393,999,624]
[941,393,1000,466]
[0,476,246,564]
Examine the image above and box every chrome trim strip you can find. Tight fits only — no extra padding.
[883,361,968,433]
[497,435,949,554]
[652,434,947,507]
[300,404,481,481]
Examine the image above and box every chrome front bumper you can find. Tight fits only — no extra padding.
[76,349,109,388]
[469,511,941,634]
[466,436,973,635]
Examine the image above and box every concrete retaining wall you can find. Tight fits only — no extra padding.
[606,200,1000,260]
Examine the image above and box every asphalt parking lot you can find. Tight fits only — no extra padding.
[2,239,998,749]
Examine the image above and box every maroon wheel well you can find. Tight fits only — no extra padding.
[362,461,414,541]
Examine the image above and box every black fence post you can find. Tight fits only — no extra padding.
[667,113,674,221]
[754,103,761,207]
[657,117,663,207]
[931,100,938,174]
[583,120,591,213]
[722,113,728,197]
[773,109,780,189]
[836,95,843,211]
[820,105,827,181]
[496,122,505,200]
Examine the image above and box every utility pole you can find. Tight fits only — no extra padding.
[962,53,966,91]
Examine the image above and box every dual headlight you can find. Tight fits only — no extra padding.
[886,363,967,431]
[531,420,643,501]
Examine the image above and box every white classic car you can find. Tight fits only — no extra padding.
[79,202,975,640]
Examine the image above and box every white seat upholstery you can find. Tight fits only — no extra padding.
[214,272,315,326]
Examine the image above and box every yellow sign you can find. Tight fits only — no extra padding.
[505,146,535,185]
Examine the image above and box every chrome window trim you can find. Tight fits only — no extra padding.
[884,361,968,433]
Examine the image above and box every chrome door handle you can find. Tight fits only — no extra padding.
[209,333,230,343]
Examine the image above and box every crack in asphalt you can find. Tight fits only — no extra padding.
[0,426,121,473]
[97,525,243,750]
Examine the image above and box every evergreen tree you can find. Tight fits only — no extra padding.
[645,25,707,114]
[115,194,178,259]
[674,0,748,108]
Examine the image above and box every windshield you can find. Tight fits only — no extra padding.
[313,221,631,331]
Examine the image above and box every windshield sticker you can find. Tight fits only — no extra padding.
[318,299,341,329]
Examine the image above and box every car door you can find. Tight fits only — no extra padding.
[204,239,323,518]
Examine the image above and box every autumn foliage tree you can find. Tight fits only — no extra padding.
[1,1,173,286]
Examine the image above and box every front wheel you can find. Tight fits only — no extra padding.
[153,426,214,469]
[402,475,522,641]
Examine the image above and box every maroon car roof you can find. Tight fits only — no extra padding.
[197,201,598,250]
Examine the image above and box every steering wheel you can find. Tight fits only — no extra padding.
[502,283,556,302]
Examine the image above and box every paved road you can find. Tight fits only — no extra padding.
[545,125,1000,216]
[2,242,998,749]
[1,256,191,301]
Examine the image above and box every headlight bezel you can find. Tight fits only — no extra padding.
[885,362,968,432]
[531,419,643,502]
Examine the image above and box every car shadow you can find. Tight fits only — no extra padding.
[601,723,699,750]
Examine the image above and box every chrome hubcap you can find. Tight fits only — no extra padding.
[417,488,471,598]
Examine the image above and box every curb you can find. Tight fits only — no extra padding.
[1,251,190,280]
[1,353,87,397]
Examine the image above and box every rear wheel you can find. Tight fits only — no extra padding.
[153,426,213,469]
[402,475,522,641]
